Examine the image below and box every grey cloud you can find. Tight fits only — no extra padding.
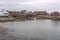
[0,0,60,12]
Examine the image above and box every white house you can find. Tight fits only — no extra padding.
[0,9,9,16]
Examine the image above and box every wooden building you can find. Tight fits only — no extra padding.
[51,11,60,16]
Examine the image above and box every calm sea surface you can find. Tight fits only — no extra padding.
[0,19,60,40]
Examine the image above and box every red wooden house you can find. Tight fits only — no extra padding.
[51,11,60,16]
[33,11,49,16]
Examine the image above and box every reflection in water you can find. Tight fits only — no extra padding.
[51,21,60,27]
[0,20,60,40]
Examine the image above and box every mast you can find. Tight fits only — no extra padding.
[2,9,4,16]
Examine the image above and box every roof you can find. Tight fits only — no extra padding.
[3,10,9,14]
[51,11,59,14]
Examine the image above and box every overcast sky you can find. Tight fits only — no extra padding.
[0,0,60,12]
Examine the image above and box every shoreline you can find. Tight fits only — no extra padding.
[0,16,60,22]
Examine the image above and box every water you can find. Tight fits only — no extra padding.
[0,19,60,40]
